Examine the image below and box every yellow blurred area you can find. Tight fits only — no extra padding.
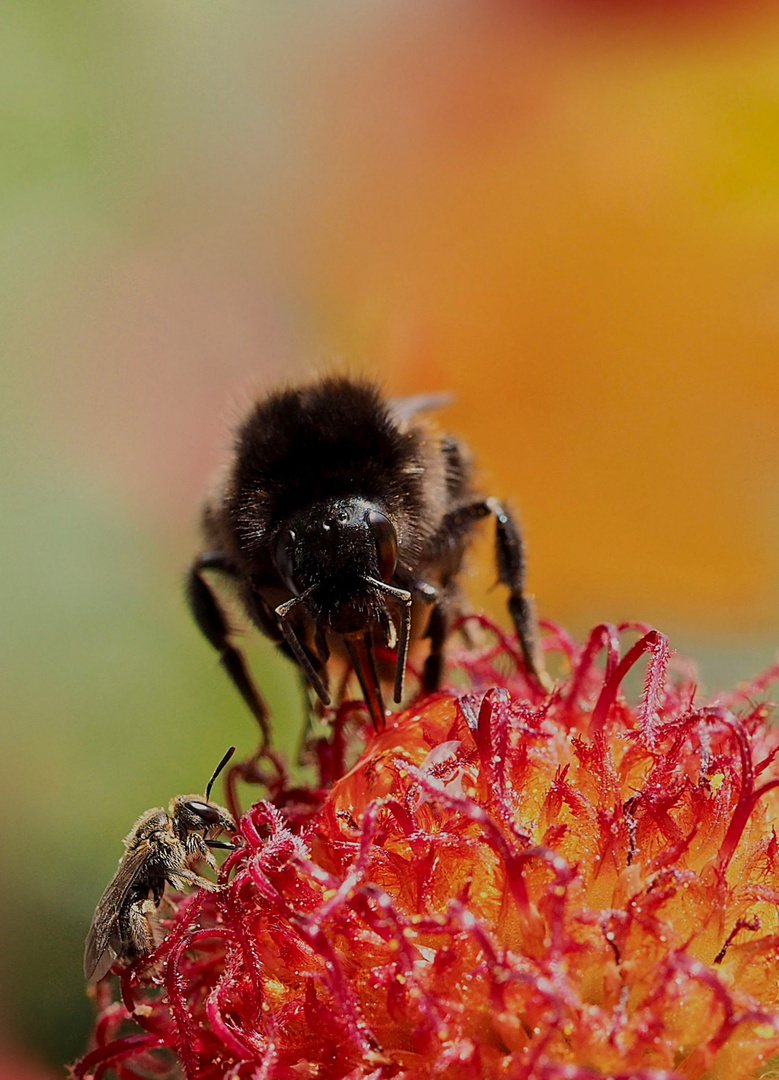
[2,0,779,1070]
[292,5,779,632]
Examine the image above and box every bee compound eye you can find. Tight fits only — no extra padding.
[184,800,224,826]
[367,509,398,582]
[272,527,300,594]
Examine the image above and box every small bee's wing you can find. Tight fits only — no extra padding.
[84,842,155,984]
[389,392,454,422]
[84,924,121,985]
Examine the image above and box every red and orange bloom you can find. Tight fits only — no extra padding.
[73,620,779,1079]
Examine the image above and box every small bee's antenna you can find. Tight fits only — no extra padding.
[275,594,332,706]
[206,745,236,801]
[363,577,412,704]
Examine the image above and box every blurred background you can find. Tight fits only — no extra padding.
[2,0,779,1070]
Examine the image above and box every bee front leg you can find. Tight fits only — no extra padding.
[437,498,545,689]
[185,833,218,873]
[246,588,332,756]
[484,497,546,688]
[246,588,331,702]
[187,552,271,745]
[422,598,451,694]
[167,866,219,893]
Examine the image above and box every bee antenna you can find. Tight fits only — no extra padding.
[363,577,412,703]
[206,745,236,801]
[275,594,332,707]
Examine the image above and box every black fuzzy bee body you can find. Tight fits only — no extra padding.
[188,377,540,735]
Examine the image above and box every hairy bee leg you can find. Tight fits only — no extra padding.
[185,833,218,872]
[187,552,271,745]
[276,598,331,706]
[439,498,545,687]
[168,866,219,893]
[247,584,333,766]
[118,900,156,963]
[422,599,451,694]
[246,587,334,768]
[363,576,412,703]
[247,586,331,706]
[483,497,545,686]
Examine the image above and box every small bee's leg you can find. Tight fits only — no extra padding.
[187,552,271,745]
[119,900,157,961]
[156,890,179,917]
[185,833,218,872]
[167,866,218,893]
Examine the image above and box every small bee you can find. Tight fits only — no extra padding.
[188,376,542,736]
[84,748,237,984]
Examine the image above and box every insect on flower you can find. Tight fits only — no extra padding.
[188,375,543,735]
[84,747,237,984]
[73,625,779,1080]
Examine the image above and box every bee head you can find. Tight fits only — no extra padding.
[171,796,237,840]
[272,497,398,633]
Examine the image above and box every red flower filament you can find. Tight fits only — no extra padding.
[73,619,779,1079]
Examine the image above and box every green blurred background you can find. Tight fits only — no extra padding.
[2,1,779,1071]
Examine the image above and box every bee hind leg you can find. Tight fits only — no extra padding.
[118,899,158,964]
[187,552,271,745]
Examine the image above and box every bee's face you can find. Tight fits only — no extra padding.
[172,797,236,838]
[271,497,398,632]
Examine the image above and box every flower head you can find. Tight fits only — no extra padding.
[74,619,779,1079]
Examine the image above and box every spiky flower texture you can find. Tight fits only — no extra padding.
[74,619,779,1080]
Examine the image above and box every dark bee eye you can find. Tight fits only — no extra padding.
[368,509,398,582]
[272,527,299,594]
[183,800,223,825]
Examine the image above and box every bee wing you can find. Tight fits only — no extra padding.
[84,842,155,984]
[389,392,454,422]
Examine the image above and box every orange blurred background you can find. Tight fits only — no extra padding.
[2,0,779,1069]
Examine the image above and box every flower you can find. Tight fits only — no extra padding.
[73,618,779,1079]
